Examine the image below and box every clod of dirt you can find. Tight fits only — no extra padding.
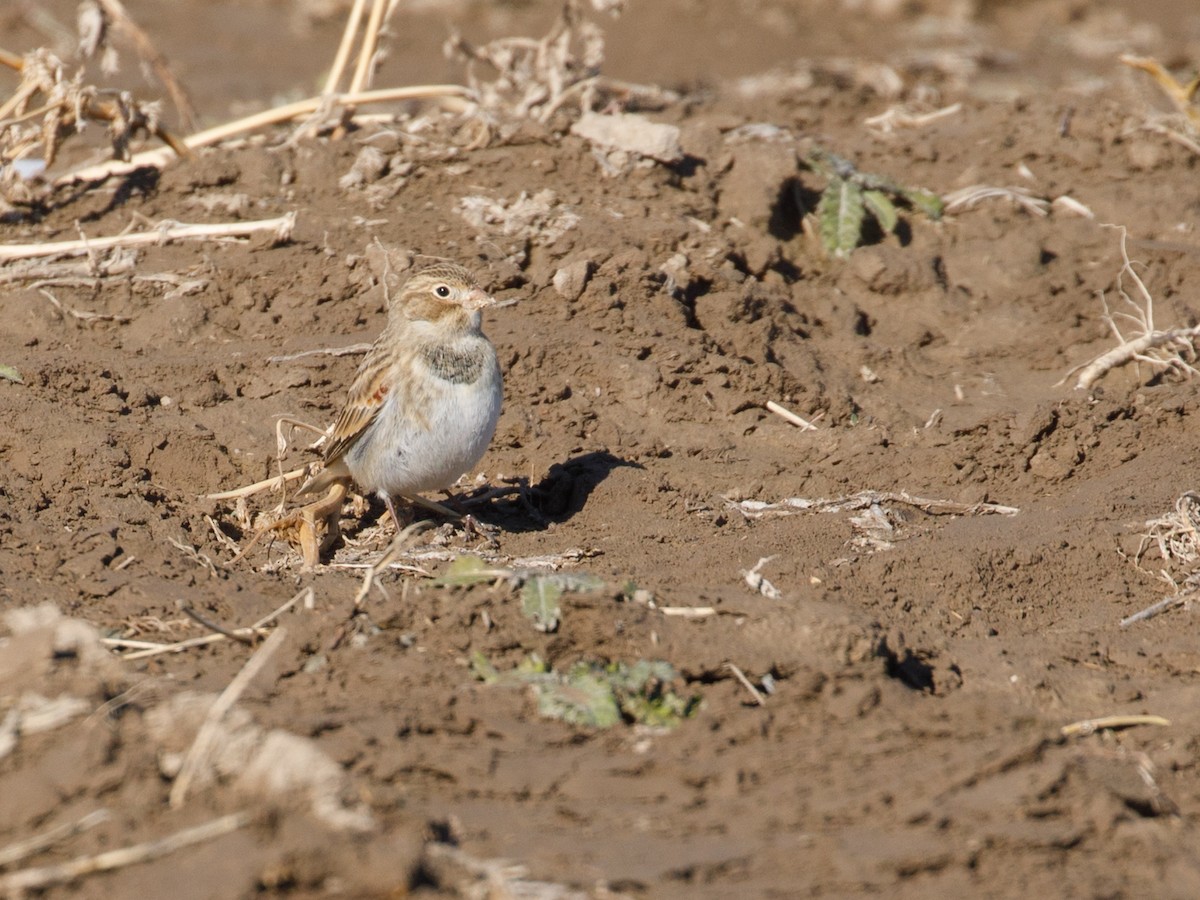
[569,110,683,165]
[147,692,375,833]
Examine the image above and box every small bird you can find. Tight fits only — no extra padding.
[297,262,503,530]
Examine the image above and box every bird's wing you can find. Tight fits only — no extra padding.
[322,347,399,464]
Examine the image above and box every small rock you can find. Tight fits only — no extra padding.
[339,146,389,189]
[552,260,594,300]
[570,112,683,164]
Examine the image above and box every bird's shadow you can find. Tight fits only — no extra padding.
[461,450,639,533]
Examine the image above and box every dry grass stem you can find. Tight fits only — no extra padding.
[39,287,129,324]
[59,85,473,185]
[1062,228,1200,390]
[204,467,310,502]
[942,185,1050,217]
[727,490,1019,520]
[169,629,287,809]
[0,809,111,869]
[1061,714,1171,737]
[1120,55,1200,130]
[182,607,255,645]
[766,400,820,431]
[323,0,370,96]
[724,663,767,706]
[0,213,296,262]
[864,101,962,133]
[351,520,434,609]
[91,0,198,131]
[0,811,250,894]
[268,342,373,363]
[1119,590,1196,627]
[658,606,717,618]
[1121,491,1200,625]
[445,0,672,127]
[0,248,136,284]
[107,587,310,660]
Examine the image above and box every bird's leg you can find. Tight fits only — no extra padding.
[381,492,410,531]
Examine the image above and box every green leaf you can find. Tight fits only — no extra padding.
[902,187,944,221]
[521,576,563,632]
[470,651,501,684]
[862,189,899,235]
[0,365,23,384]
[430,554,508,586]
[535,670,622,728]
[817,177,865,259]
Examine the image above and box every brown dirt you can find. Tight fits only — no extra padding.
[4,0,1200,896]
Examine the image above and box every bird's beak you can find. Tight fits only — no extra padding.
[464,288,496,311]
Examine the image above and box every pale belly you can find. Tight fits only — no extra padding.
[345,362,502,497]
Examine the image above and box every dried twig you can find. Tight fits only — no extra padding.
[91,0,199,131]
[0,214,296,262]
[942,185,1050,217]
[724,662,767,706]
[169,629,286,808]
[0,809,111,869]
[59,84,473,185]
[864,102,962,134]
[726,490,1019,519]
[106,587,310,660]
[0,812,250,894]
[1062,227,1200,390]
[1061,714,1170,737]
[1120,55,1200,130]
[267,343,372,364]
[766,399,820,431]
[351,520,433,609]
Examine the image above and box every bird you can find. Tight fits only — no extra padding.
[296,262,503,531]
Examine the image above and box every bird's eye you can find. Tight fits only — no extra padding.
[434,284,452,299]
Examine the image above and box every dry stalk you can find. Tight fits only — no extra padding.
[726,490,1019,520]
[0,812,250,894]
[0,213,295,262]
[766,399,820,431]
[1120,54,1200,131]
[60,84,473,185]
[1061,227,1200,391]
[1061,714,1170,737]
[85,0,199,131]
[445,0,670,127]
[0,809,111,869]
[169,628,287,809]
[942,185,1049,217]
[724,663,767,706]
[351,520,433,609]
[1121,491,1200,626]
[268,342,372,364]
[105,587,311,661]
[0,47,186,204]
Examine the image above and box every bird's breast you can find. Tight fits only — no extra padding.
[420,341,490,384]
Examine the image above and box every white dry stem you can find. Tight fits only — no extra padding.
[942,185,1050,217]
[168,628,286,809]
[766,399,821,431]
[864,101,962,134]
[0,812,250,895]
[0,213,296,262]
[742,556,782,599]
[0,809,111,869]
[58,85,473,184]
[727,490,1019,520]
[1062,227,1200,390]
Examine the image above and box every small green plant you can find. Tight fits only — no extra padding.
[0,364,23,384]
[471,652,700,729]
[433,555,603,634]
[805,148,942,259]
